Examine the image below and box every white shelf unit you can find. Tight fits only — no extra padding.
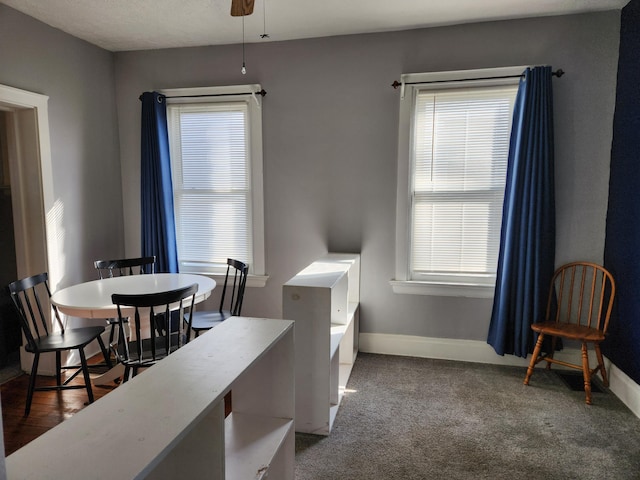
[283,253,360,435]
[4,317,295,480]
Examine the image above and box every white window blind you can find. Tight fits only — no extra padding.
[168,103,253,273]
[410,85,517,285]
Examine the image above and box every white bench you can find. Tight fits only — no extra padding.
[4,316,295,480]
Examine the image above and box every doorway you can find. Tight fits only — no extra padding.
[0,111,20,374]
[0,83,54,376]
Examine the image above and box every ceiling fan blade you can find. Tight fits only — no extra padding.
[231,0,255,16]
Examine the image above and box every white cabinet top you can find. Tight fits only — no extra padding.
[284,253,360,290]
[6,317,294,480]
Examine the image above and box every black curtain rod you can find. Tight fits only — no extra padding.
[391,69,564,89]
[139,89,267,100]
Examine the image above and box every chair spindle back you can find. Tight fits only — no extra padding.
[112,283,198,375]
[8,272,64,348]
[546,262,615,333]
[95,256,156,279]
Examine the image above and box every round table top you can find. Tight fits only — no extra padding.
[50,273,216,318]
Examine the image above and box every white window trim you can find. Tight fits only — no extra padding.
[162,85,267,287]
[392,67,526,298]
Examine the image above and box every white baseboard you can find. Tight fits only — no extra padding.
[606,360,640,418]
[359,332,640,418]
[358,332,582,367]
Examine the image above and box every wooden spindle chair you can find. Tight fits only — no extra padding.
[523,262,616,404]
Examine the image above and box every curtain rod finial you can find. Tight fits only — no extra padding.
[392,80,401,89]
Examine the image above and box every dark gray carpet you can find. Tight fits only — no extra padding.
[295,353,640,480]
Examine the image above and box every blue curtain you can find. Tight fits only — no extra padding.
[487,66,556,357]
[140,91,179,273]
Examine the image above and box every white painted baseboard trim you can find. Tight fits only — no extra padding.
[606,359,640,419]
[359,332,640,418]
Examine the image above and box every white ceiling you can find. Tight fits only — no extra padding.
[0,0,630,52]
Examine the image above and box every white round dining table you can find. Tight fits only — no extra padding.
[49,273,216,385]
[50,273,216,318]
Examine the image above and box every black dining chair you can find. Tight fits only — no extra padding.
[7,272,113,416]
[94,256,156,355]
[111,283,198,382]
[185,258,248,339]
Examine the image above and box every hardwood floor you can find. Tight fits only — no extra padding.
[1,367,116,456]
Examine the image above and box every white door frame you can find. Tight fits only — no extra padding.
[0,83,55,373]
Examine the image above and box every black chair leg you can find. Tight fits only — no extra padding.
[25,353,40,416]
[97,335,113,368]
[78,348,94,404]
[55,350,62,386]
[108,320,116,346]
[107,320,121,363]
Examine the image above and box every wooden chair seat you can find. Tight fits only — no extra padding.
[530,322,605,342]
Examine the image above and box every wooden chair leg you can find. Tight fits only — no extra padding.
[546,336,557,370]
[524,333,545,385]
[594,343,609,387]
[581,343,592,405]
[25,353,40,416]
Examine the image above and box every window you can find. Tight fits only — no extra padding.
[392,68,521,297]
[165,85,267,286]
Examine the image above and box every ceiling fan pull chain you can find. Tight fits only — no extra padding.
[241,16,247,75]
[261,0,270,39]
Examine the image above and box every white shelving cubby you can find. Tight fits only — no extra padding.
[283,253,360,435]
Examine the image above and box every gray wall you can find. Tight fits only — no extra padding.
[116,11,620,341]
[1,3,621,343]
[0,5,124,286]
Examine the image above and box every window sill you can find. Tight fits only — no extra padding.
[246,274,269,288]
[389,280,494,298]
[184,272,269,288]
